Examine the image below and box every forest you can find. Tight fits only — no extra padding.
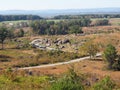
[0,15,42,22]
[54,14,120,19]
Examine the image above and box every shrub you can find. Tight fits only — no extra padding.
[50,65,84,90]
[81,41,99,59]
[50,77,84,90]
[92,76,115,90]
[0,71,50,90]
[112,55,120,71]
[103,44,118,70]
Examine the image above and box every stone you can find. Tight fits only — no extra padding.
[62,39,70,44]
[60,46,65,49]
[58,40,62,45]
[85,81,91,86]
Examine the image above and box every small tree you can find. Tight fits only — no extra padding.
[18,29,24,37]
[81,41,99,59]
[69,25,83,35]
[0,27,8,49]
[7,28,14,41]
[103,44,117,69]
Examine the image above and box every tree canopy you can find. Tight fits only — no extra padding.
[0,15,42,22]
[0,27,8,49]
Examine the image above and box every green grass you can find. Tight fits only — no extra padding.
[0,20,29,23]
[0,20,29,26]
[46,19,64,22]
[0,72,50,90]
[109,18,120,26]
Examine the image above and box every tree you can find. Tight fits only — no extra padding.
[14,29,25,37]
[19,29,24,37]
[103,44,117,69]
[81,41,99,59]
[69,25,83,35]
[7,28,14,40]
[0,27,8,49]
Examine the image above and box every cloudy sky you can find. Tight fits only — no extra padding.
[0,0,120,10]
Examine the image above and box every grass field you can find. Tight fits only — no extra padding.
[0,18,120,89]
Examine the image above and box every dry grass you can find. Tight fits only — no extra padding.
[29,59,120,87]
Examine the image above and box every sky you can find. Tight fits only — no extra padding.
[0,0,120,10]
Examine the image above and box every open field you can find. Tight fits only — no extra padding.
[0,20,29,26]
[27,59,120,86]
[92,18,120,26]
[1,31,120,69]
[0,17,120,89]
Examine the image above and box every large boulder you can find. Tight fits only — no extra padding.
[62,39,70,44]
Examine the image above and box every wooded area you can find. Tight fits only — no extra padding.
[0,15,42,22]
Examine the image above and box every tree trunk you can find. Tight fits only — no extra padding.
[1,41,4,49]
[108,62,113,70]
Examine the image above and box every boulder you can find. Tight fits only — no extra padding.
[58,40,62,45]
[60,46,65,49]
[62,39,70,44]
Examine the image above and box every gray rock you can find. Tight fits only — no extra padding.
[58,40,62,45]
[62,39,70,44]
[85,81,91,86]
[60,46,65,49]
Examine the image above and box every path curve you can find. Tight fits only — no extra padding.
[19,53,101,70]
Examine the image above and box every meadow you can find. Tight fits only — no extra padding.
[0,17,120,89]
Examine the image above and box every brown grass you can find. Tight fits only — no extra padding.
[29,59,120,87]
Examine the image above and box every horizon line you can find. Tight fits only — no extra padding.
[0,7,120,11]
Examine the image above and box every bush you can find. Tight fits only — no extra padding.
[92,76,115,90]
[50,65,84,90]
[103,44,117,69]
[103,44,120,70]
[0,71,50,90]
[50,77,84,90]
[112,55,120,71]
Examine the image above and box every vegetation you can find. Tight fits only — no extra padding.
[103,44,120,70]
[90,19,109,26]
[80,41,99,59]
[0,27,8,49]
[30,19,90,35]
[0,15,120,90]
[17,29,25,37]
[0,15,42,22]
[92,76,115,90]
[0,70,50,90]
[50,65,84,90]
[0,47,83,69]
[0,66,117,90]
[54,14,120,19]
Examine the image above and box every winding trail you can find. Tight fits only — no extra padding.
[19,53,101,70]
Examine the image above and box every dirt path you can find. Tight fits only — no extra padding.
[19,53,101,70]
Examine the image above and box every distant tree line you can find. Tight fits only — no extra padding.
[30,18,91,35]
[54,14,120,19]
[0,15,42,22]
